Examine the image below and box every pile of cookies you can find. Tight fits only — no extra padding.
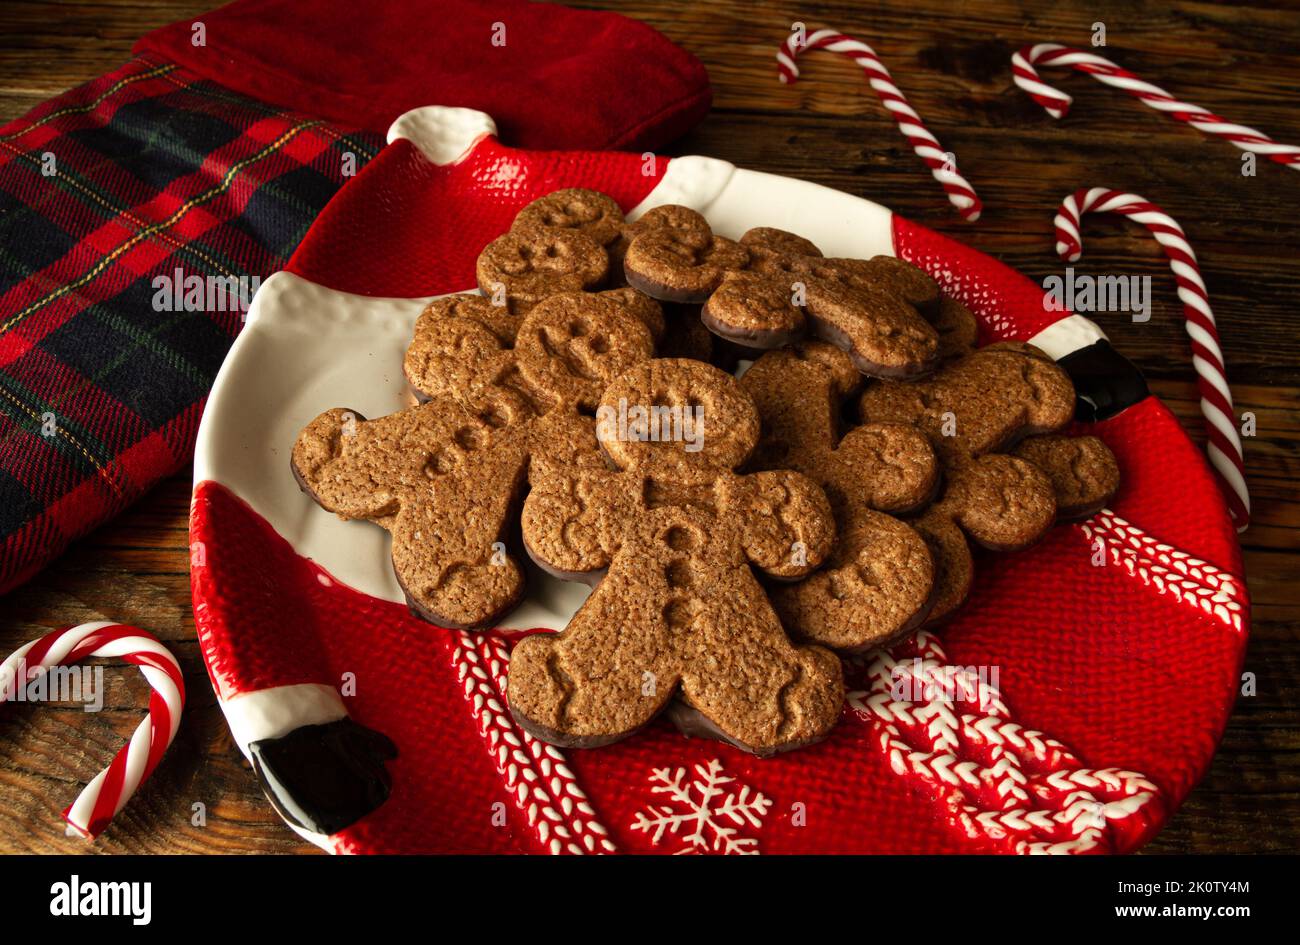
[292,188,1120,758]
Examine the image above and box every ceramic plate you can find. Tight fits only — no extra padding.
[190,107,1247,854]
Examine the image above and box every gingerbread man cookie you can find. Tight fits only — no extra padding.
[622,214,943,378]
[508,359,845,756]
[710,228,942,377]
[621,205,750,303]
[472,189,634,311]
[292,291,660,629]
[741,341,939,653]
[858,340,1120,622]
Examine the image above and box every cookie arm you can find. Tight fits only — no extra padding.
[521,469,632,581]
[291,408,402,521]
[403,310,513,401]
[730,470,836,580]
[769,511,935,653]
[1013,434,1121,520]
[741,343,857,471]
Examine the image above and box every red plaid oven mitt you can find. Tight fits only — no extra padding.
[0,0,710,594]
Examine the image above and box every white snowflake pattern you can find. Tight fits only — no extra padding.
[630,758,772,854]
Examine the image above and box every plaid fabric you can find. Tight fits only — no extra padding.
[0,55,382,595]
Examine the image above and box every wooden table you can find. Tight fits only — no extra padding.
[1,0,1296,854]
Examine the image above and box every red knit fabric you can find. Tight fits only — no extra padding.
[135,0,711,148]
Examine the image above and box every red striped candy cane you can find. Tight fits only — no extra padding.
[1013,44,1300,172]
[0,621,185,839]
[777,28,983,221]
[1054,188,1250,530]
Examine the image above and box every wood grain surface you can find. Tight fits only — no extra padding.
[0,0,1296,854]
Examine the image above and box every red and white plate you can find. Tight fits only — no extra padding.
[190,107,1248,854]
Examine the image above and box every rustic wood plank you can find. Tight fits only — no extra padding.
[0,0,1296,855]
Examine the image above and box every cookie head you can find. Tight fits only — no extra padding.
[476,227,608,310]
[944,453,1057,551]
[514,292,656,411]
[416,293,521,345]
[624,204,711,242]
[622,205,750,303]
[596,358,759,476]
[769,511,934,653]
[513,188,626,247]
[405,295,520,401]
[740,226,823,266]
[702,272,807,349]
[842,255,942,319]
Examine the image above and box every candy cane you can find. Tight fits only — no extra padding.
[0,621,184,839]
[777,28,983,221]
[1055,188,1250,530]
[1013,44,1300,172]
